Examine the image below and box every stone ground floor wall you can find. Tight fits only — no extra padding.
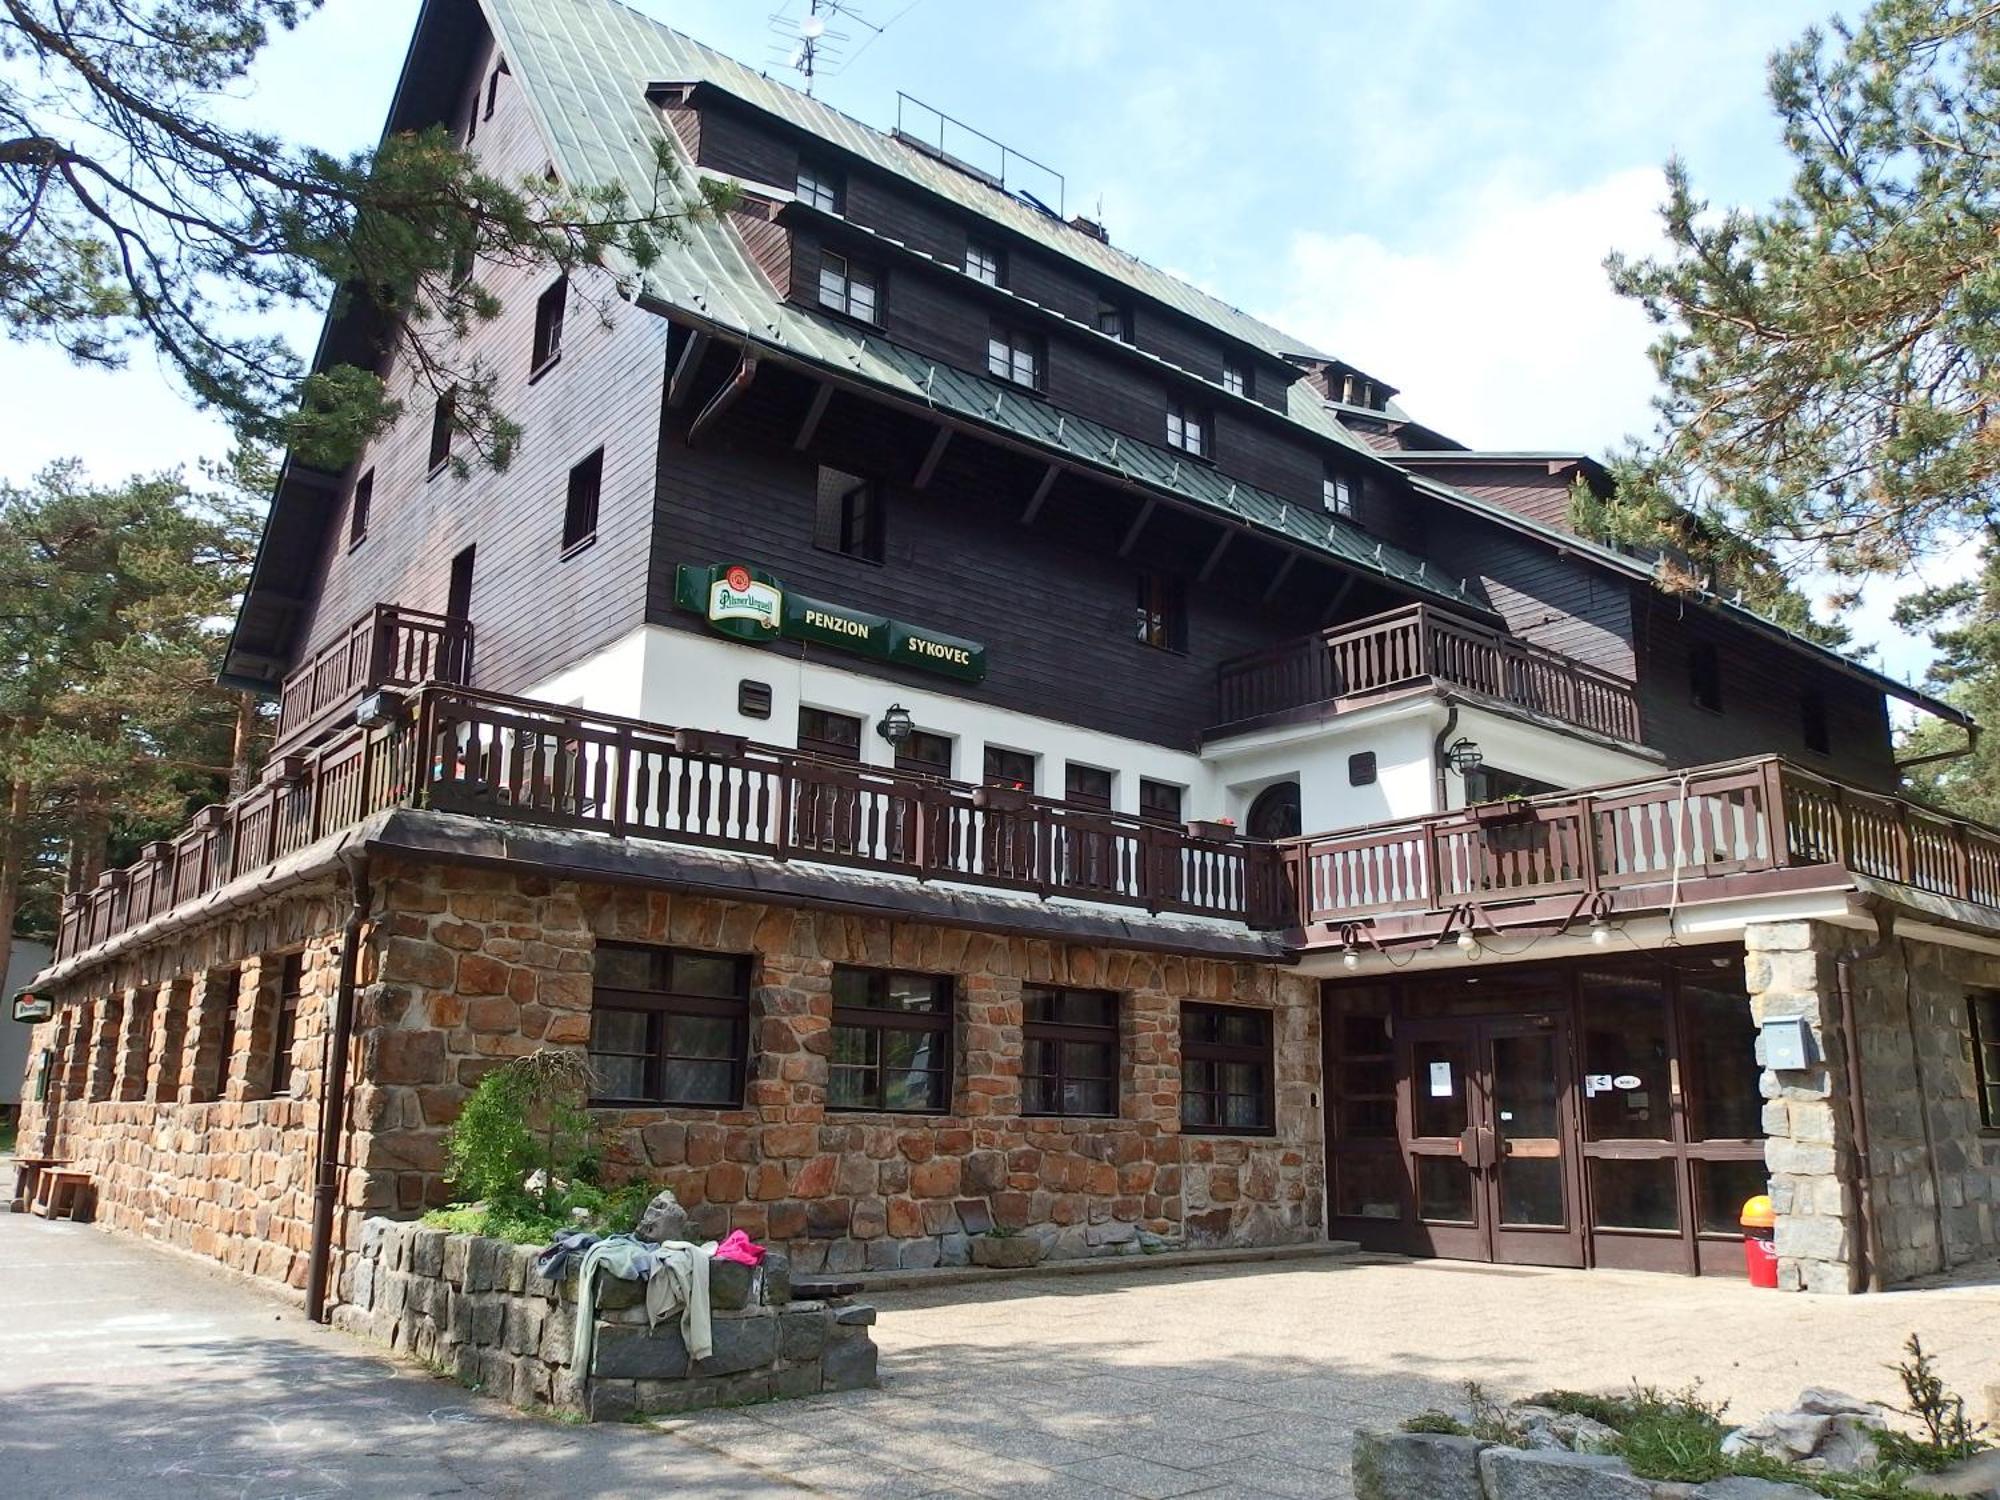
[356,860,1323,1278]
[333,1216,878,1419]
[13,884,352,1287]
[1744,919,2000,1293]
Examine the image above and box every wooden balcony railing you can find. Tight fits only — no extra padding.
[273,604,472,751]
[1283,757,2000,935]
[55,686,1290,962]
[1214,603,1644,743]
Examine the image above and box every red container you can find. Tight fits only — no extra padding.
[1743,1227,1779,1287]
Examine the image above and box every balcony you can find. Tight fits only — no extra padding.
[1213,603,1643,743]
[274,604,472,751]
[56,685,1291,963]
[1282,757,2000,942]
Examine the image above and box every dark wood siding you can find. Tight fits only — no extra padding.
[1635,596,1897,787]
[692,101,794,187]
[1397,459,1579,532]
[1424,514,1636,680]
[646,362,1399,749]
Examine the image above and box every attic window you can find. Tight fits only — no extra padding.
[531,278,567,374]
[1095,297,1132,343]
[965,239,1002,286]
[348,469,373,548]
[817,251,878,324]
[1689,642,1722,713]
[797,160,842,214]
[1166,401,1207,459]
[1801,688,1830,756]
[1222,361,1248,399]
[1323,466,1355,517]
[428,388,456,475]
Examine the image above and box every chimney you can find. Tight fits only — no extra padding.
[1067,215,1109,243]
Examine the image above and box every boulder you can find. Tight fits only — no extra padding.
[1479,1447,1655,1500]
[1693,1479,1824,1500]
[1721,1389,1886,1474]
[634,1189,692,1244]
[1350,1431,1487,1500]
[1508,1405,1621,1454]
[1909,1450,2000,1497]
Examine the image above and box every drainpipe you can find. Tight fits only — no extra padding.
[1831,900,1893,1294]
[1432,702,1460,813]
[685,352,759,446]
[1894,936,1951,1276]
[305,849,372,1324]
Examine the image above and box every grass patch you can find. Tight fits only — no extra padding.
[1399,1411,1469,1436]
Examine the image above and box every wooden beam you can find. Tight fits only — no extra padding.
[1117,499,1156,558]
[792,383,833,450]
[1260,552,1299,604]
[1196,529,1233,583]
[1318,573,1357,625]
[1019,464,1060,525]
[666,330,710,410]
[913,428,952,490]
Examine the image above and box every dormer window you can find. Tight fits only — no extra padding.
[987,323,1042,390]
[965,239,1002,286]
[1323,467,1355,517]
[1222,361,1248,399]
[817,251,878,323]
[1166,401,1207,459]
[796,160,842,214]
[1095,297,1132,343]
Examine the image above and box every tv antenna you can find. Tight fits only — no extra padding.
[768,0,875,95]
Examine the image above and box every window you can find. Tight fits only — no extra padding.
[348,469,373,548]
[1323,467,1355,517]
[1971,992,2000,1130]
[1464,766,1558,803]
[965,239,1002,286]
[588,945,750,1106]
[1135,573,1186,652]
[983,745,1036,791]
[799,706,863,762]
[1801,688,1830,756]
[269,953,303,1096]
[1245,781,1302,839]
[896,729,952,778]
[813,466,884,562]
[1181,1003,1274,1135]
[1065,763,1112,811]
[560,448,602,553]
[207,967,240,1102]
[817,251,878,323]
[1166,401,1207,458]
[796,160,842,213]
[1139,778,1183,826]
[1689,641,1722,712]
[987,323,1042,389]
[447,545,475,620]
[1222,361,1248,399]
[531,278,567,373]
[428,388,456,474]
[1095,297,1132,342]
[483,62,504,120]
[829,967,952,1112]
[1023,988,1119,1117]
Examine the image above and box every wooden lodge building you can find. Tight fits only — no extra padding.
[13,0,2000,1307]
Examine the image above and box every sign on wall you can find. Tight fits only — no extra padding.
[12,991,53,1024]
[674,562,988,682]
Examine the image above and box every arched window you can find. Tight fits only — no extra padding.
[1246,781,1302,840]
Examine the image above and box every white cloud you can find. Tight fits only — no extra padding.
[1260,166,1670,454]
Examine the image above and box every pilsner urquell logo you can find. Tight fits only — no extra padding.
[709,565,781,631]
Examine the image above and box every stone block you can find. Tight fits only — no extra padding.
[821,1334,878,1392]
[1693,1480,1823,1500]
[833,1304,876,1326]
[411,1227,446,1279]
[779,1310,827,1361]
[760,1252,792,1305]
[540,1309,574,1365]
[464,1236,498,1293]
[592,1323,691,1380]
[586,1379,639,1423]
[1350,1431,1487,1500]
[694,1312,778,1377]
[1478,1447,1654,1500]
[470,1295,505,1348]
[442,1234,471,1287]
[771,1361,821,1400]
[708,1258,755,1312]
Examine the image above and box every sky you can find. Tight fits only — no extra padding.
[0,0,1960,691]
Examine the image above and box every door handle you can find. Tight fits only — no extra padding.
[1476,1126,1497,1170]
[1457,1126,1498,1171]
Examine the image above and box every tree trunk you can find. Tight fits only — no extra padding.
[229,691,259,796]
[0,776,27,991]
[66,785,108,894]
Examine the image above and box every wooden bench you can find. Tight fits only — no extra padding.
[30,1168,93,1222]
[10,1156,61,1214]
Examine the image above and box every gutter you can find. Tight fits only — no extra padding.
[305,848,372,1324]
[1832,899,1894,1294]
[1894,719,1980,772]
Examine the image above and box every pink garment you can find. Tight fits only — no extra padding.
[711,1229,766,1266]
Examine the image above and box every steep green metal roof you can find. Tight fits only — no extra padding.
[481,0,1471,606]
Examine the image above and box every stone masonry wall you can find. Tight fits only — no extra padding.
[1744,919,2000,1293]
[354,858,1322,1280]
[13,882,352,1288]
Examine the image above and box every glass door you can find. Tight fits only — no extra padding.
[1403,1021,1487,1261]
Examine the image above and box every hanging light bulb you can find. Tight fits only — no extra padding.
[1456,929,1479,955]
[1341,948,1362,971]
[1590,918,1612,947]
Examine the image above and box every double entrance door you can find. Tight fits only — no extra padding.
[1403,1014,1583,1267]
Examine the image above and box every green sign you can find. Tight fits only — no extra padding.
[12,992,52,1024]
[675,563,987,682]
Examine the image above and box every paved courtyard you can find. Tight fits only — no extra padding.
[2,1205,1997,1499]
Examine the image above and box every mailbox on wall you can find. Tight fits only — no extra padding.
[1760,1015,1817,1071]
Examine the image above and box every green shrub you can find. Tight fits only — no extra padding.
[442,1050,596,1212]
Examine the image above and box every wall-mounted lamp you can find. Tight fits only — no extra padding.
[876,703,915,746]
[1456,928,1480,956]
[355,686,407,730]
[1585,893,1614,947]
[1444,737,1485,776]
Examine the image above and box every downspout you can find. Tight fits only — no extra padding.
[1831,900,1893,1294]
[685,352,759,447]
[1895,935,1951,1276]
[1432,702,1460,814]
[305,848,372,1324]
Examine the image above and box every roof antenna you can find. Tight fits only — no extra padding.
[768,0,867,96]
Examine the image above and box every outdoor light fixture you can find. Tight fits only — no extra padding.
[1590,918,1612,947]
[876,703,915,746]
[355,686,407,730]
[1444,737,1484,776]
[1341,948,1362,971]
[1456,929,1479,955]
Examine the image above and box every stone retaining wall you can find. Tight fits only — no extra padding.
[1352,1430,1821,1500]
[332,1216,879,1419]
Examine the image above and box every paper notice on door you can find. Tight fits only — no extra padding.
[1428,1061,1453,1098]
